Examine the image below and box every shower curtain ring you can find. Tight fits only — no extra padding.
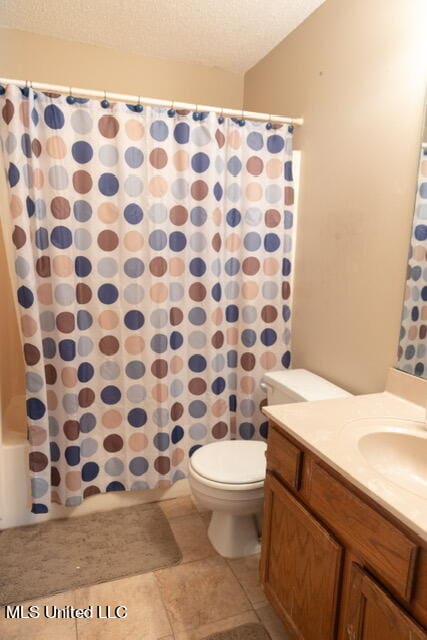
[22,79,30,97]
[193,104,200,121]
[266,114,273,130]
[168,100,176,118]
[30,80,37,98]
[67,87,76,105]
[239,108,245,127]
[218,107,224,124]
[135,95,143,112]
[101,90,110,109]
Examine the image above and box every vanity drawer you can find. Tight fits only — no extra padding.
[266,424,303,491]
[307,463,418,600]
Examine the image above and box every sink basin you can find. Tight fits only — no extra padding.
[359,431,427,499]
[340,418,427,499]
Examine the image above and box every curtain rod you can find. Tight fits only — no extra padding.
[0,76,303,126]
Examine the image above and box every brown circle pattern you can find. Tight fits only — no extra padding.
[149,257,167,276]
[36,256,51,277]
[64,420,80,440]
[99,335,120,355]
[51,196,70,219]
[98,230,119,251]
[73,170,92,194]
[98,115,120,138]
[56,311,75,333]
[170,205,188,225]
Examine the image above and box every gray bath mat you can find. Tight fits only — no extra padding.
[0,502,181,605]
[203,624,271,640]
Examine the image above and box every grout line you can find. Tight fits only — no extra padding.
[152,571,176,639]
[225,555,268,610]
[152,552,222,575]
[251,599,267,612]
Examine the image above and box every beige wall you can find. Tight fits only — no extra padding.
[0,170,26,433]
[1,1,426,426]
[0,145,25,433]
[0,28,244,432]
[0,28,244,107]
[244,0,427,394]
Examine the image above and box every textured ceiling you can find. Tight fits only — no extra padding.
[0,0,325,73]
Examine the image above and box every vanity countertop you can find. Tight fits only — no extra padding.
[263,391,427,542]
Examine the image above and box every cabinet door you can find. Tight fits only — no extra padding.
[260,473,343,640]
[344,564,426,640]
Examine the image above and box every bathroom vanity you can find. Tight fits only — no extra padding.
[261,391,427,640]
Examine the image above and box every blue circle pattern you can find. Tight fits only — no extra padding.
[124,203,143,224]
[72,141,93,164]
[99,173,119,196]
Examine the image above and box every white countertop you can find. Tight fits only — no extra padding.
[263,391,427,542]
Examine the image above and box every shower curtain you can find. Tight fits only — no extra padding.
[397,146,427,377]
[0,85,294,512]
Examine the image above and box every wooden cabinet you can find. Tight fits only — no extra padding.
[307,462,418,600]
[261,473,343,640]
[266,426,303,490]
[344,565,426,640]
[261,422,427,640]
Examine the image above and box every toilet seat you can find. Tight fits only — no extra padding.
[189,464,265,492]
[189,440,267,489]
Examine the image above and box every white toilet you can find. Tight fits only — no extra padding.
[188,369,351,558]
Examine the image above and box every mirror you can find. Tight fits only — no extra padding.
[397,105,427,379]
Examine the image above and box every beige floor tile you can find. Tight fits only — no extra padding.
[255,603,296,640]
[169,513,216,563]
[192,498,210,514]
[0,591,77,640]
[227,554,266,606]
[155,556,252,634]
[160,496,198,520]
[74,573,172,640]
[174,610,259,640]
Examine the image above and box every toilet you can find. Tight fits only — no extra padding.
[188,369,351,558]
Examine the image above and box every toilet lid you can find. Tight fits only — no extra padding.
[190,441,267,484]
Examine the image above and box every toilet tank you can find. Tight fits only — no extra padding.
[261,369,352,405]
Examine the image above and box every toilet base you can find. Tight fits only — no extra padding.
[207,511,261,558]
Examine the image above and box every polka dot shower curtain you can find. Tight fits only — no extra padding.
[0,85,294,513]
[397,146,427,377]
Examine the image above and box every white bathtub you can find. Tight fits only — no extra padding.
[0,429,33,528]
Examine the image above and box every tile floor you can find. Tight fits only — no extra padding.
[0,496,293,639]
